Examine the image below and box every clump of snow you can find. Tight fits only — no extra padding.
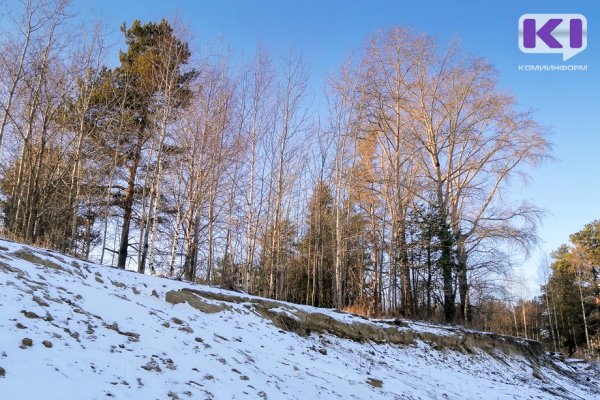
[0,239,598,399]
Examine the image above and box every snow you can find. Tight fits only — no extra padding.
[0,238,598,400]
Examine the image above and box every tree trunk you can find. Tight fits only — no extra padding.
[398,222,412,317]
[117,147,141,269]
[456,238,471,323]
[168,205,183,276]
[578,272,591,352]
[439,213,455,323]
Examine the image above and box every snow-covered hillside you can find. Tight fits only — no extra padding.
[0,239,598,400]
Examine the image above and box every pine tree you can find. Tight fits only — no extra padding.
[301,181,335,307]
[90,19,194,270]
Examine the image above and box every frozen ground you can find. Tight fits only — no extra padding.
[0,238,598,400]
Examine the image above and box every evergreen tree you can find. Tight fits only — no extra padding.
[300,181,335,307]
[89,19,194,269]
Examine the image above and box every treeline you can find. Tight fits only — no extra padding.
[539,221,600,357]
[474,221,600,358]
[0,1,551,326]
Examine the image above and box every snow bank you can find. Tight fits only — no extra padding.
[0,239,598,399]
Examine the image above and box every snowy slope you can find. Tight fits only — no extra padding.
[0,239,598,400]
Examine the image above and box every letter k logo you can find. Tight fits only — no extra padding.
[523,18,562,49]
[519,14,587,61]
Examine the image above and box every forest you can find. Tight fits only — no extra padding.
[0,0,597,357]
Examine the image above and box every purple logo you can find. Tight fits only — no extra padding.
[519,14,587,61]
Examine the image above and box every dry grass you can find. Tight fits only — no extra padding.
[342,299,378,318]
[366,377,383,388]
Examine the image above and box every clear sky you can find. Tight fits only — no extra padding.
[61,0,600,292]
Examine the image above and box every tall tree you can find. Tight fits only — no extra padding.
[351,28,549,322]
[91,19,193,270]
[266,51,310,299]
[137,21,195,274]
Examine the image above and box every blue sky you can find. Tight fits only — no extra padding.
[67,0,599,291]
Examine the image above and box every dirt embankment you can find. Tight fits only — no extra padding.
[165,288,544,361]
